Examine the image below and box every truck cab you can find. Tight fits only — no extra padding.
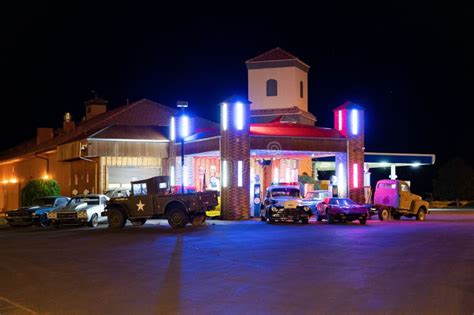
[374,179,429,221]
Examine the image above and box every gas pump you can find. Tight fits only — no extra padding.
[253,183,261,217]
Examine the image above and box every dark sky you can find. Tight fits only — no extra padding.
[1,2,473,193]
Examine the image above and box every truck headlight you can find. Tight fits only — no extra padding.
[77,211,88,218]
[303,206,310,212]
[271,206,278,213]
[48,213,57,219]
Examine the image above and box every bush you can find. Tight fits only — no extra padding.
[21,179,60,206]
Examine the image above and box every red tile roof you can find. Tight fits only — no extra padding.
[246,47,299,63]
[250,122,345,139]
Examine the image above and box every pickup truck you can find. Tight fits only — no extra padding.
[374,179,429,221]
[102,176,218,229]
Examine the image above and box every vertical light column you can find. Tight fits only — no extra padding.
[353,163,359,188]
[237,161,243,187]
[222,160,228,188]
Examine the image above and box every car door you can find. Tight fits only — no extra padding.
[399,183,411,210]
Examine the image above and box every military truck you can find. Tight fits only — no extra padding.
[102,176,218,229]
[374,179,429,221]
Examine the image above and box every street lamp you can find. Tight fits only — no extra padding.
[177,101,189,193]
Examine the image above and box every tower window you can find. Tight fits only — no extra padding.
[300,81,304,98]
[266,79,278,96]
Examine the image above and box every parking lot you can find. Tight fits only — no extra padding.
[1,212,474,315]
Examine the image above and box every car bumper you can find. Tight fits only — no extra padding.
[6,217,33,226]
[49,218,89,225]
[333,212,368,220]
[270,209,310,221]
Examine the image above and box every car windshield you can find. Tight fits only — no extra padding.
[271,188,300,198]
[304,192,329,200]
[330,198,357,206]
[32,198,56,207]
[69,197,100,206]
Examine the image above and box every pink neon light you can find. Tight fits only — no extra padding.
[338,110,342,131]
[353,163,358,188]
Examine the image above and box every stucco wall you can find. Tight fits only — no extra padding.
[248,67,308,112]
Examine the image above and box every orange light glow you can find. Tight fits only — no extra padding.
[42,174,50,180]
[9,178,18,184]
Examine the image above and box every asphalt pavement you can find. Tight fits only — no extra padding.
[0,213,473,315]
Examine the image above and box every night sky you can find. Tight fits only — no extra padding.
[1,2,473,194]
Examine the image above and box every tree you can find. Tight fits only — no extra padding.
[21,179,61,206]
[433,158,474,206]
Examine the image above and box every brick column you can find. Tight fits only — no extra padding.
[220,99,250,220]
[333,102,365,204]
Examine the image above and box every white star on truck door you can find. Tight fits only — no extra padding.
[136,200,145,211]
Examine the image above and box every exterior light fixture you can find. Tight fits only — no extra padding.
[170,117,176,141]
[234,101,244,131]
[338,162,345,194]
[221,102,228,131]
[338,110,343,131]
[179,115,190,139]
[351,109,358,135]
[10,178,18,184]
[42,174,49,180]
[353,163,358,188]
[412,163,420,168]
[237,161,243,187]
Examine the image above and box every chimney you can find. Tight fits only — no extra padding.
[85,96,108,120]
[37,128,54,145]
[63,112,76,133]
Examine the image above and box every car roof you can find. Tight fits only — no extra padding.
[73,194,106,198]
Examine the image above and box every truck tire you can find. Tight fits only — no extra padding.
[416,207,426,221]
[359,218,367,225]
[191,215,206,226]
[108,208,126,229]
[131,218,147,226]
[167,208,187,229]
[378,207,390,221]
[301,218,309,224]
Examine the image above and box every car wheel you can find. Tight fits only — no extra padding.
[268,218,275,224]
[301,218,309,224]
[167,208,187,229]
[378,207,390,221]
[191,215,206,226]
[108,208,126,229]
[131,218,147,226]
[359,218,367,225]
[416,207,426,221]
[39,214,49,227]
[327,213,335,224]
[316,214,323,222]
[88,213,99,228]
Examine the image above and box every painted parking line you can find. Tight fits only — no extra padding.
[0,297,38,315]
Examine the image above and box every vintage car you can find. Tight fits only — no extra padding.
[5,196,70,227]
[300,190,331,212]
[260,185,312,224]
[316,197,369,224]
[47,194,109,227]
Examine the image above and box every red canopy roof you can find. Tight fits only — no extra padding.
[250,122,345,138]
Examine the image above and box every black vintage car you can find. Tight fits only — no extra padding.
[260,185,312,224]
[5,196,70,227]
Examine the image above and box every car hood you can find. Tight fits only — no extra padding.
[51,203,93,213]
[7,205,46,214]
[271,197,302,207]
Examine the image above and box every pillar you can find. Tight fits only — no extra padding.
[220,98,251,220]
[333,102,365,204]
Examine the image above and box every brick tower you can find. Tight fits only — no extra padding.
[333,102,365,203]
[220,97,251,220]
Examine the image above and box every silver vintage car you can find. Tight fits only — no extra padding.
[260,185,312,224]
[47,194,109,227]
